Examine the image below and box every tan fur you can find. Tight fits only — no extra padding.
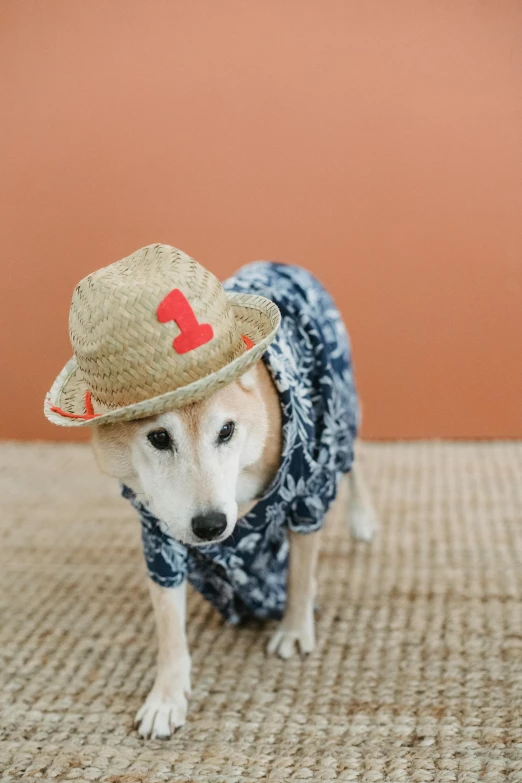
[236,359,282,516]
[91,419,141,484]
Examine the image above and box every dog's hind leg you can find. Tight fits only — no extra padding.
[347,463,379,542]
[267,528,320,659]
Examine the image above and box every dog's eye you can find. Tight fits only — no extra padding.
[218,421,235,444]
[147,429,172,451]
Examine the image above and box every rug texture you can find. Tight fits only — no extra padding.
[0,442,521,782]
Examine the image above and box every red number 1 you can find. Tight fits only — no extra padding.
[157,289,214,354]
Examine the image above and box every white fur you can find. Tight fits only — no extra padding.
[136,580,190,738]
[267,529,319,658]
[94,373,268,546]
[128,410,241,544]
[347,465,379,542]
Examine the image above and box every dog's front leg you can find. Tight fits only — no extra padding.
[136,579,191,738]
[268,529,320,659]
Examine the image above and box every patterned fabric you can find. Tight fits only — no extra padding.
[122,262,359,623]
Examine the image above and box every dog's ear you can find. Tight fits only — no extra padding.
[91,423,137,483]
[238,362,259,391]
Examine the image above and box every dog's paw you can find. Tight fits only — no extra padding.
[136,690,188,739]
[267,619,315,659]
[350,505,379,542]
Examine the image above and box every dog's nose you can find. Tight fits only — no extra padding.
[191,512,227,542]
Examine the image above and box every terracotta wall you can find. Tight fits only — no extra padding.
[2,1,521,441]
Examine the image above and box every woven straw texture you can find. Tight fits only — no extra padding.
[1,441,521,782]
[70,245,245,408]
[44,245,280,427]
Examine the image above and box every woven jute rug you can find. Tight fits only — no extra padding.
[1,442,521,782]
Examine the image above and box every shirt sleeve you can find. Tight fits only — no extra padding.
[287,464,343,534]
[121,484,188,589]
[283,271,358,533]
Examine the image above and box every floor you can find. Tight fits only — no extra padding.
[0,442,521,782]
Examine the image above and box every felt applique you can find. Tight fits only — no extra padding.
[157,289,214,354]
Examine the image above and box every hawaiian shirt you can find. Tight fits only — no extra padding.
[122,262,359,623]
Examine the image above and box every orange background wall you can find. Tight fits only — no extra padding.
[2,1,521,441]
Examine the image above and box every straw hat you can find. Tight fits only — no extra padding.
[44,244,280,427]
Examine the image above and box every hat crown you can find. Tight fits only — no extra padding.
[69,244,244,409]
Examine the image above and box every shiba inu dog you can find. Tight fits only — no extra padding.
[45,245,378,738]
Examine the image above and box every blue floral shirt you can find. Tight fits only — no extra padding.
[122,262,359,623]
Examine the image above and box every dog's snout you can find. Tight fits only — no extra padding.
[191,511,227,542]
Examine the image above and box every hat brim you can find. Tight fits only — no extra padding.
[44,293,280,428]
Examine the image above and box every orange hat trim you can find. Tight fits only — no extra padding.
[50,390,100,421]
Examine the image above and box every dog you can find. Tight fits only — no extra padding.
[92,372,377,738]
[44,245,378,739]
